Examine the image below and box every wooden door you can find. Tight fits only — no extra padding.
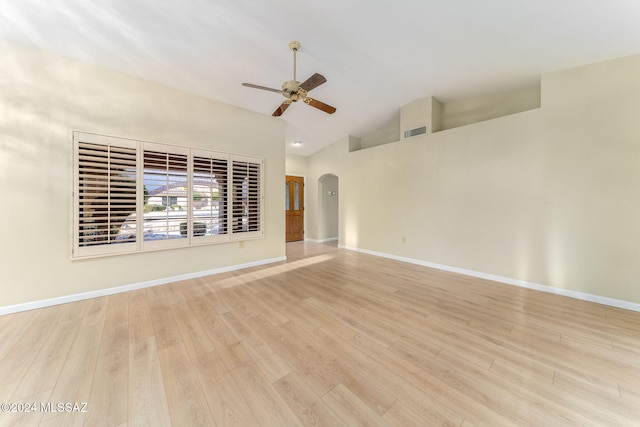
[285,175,304,242]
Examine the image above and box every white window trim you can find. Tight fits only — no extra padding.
[72,131,264,259]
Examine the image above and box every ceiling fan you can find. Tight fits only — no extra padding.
[242,41,336,117]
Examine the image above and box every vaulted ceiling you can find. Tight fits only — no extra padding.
[2,0,640,155]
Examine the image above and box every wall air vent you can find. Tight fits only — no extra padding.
[403,125,427,139]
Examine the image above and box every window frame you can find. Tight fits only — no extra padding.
[72,131,264,259]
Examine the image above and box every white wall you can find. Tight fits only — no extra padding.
[305,54,640,305]
[0,42,286,309]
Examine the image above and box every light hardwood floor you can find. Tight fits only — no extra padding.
[1,242,640,426]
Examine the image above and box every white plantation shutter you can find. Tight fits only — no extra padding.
[192,149,229,244]
[231,156,263,239]
[73,132,263,259]
[74,133,138,258]
[142,143,190,251]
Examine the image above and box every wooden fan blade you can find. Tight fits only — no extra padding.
[299,73,327,92]
[304,98,336,114]
[273,101,291,117]
[242,83,282,94]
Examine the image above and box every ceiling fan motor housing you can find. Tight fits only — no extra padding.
[282,80,307,102]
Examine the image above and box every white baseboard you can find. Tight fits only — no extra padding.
[305,237,338,243]
[339,245,640,313]
[0,256,287,316]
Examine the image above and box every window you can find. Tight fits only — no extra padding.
[232,158,262,235]
[192,149,229,243]
[73,132,263,259]
[142,143,189,250]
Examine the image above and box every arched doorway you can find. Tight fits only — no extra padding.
[318,174,339,242]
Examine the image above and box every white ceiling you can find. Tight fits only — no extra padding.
[2,0,640,156]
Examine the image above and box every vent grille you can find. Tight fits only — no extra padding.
[403,126,427,139]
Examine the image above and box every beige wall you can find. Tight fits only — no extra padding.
[285,153,308,177]
[304,137,348,241]
[0,42,286,308]
[305,54,640,305]
[358,110,401,150]
[318,174,339,240]
[441,86,540,130]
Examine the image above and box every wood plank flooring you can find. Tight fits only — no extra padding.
[1,241,640,426]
